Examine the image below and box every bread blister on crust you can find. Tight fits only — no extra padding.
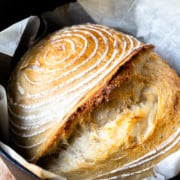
[7,23,180,179]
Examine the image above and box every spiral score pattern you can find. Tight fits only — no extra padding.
[8,23,147,161]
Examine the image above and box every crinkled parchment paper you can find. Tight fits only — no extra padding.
[0,0,180,179]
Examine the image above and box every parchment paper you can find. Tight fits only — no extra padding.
[0,0,180,179]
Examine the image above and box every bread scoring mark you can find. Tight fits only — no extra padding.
[10,121,52,138]
[8,103,52,122]
[23,30,104,96]
[10,133,46,149]
[17,82,25,95]
[11,27,141,103]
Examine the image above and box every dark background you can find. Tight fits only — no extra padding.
[0,0,76,31]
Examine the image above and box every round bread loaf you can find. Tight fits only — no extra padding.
[7,23,180,179]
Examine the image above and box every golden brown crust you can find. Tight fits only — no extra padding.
[8,23,151,162]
